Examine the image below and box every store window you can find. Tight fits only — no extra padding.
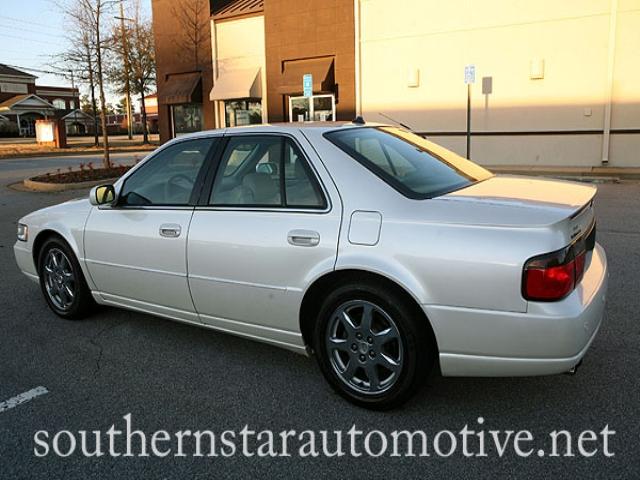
[289,94,335,122]
[224,100,262,127]
[171,103,203,137]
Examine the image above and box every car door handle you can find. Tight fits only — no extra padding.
[287,230,320,247]
[159,224,182,238]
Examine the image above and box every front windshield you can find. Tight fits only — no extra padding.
[324,127,493,198]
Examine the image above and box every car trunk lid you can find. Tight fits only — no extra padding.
[440,175,596,232]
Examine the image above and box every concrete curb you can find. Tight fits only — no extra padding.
[490,166,640,180]
[23,177,119,192]
[0,146,156,160]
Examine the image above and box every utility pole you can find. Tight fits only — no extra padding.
[70,69,79,133]
[118,0,133,140]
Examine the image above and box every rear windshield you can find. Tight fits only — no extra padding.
[324,127,492,199]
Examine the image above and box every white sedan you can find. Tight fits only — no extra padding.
[14,123,608,409]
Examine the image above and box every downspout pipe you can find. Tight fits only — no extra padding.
[354,0,362,117]
[601,0,618,165]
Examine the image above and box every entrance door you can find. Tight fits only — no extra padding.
[289,95,335,122]
[84,137,218,321]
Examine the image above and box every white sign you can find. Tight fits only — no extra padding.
[35,121,55,143]
[0,82,28,94]
[464,65,476,84]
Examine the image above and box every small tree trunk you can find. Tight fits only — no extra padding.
[95,19,110,168]
[87,62,99,146]
[140,90,149,144]
[85,40,99,146]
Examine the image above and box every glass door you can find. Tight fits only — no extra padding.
[289,94,335,122]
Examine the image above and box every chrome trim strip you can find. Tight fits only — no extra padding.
[85,259,186,277]
[189,273,287,292]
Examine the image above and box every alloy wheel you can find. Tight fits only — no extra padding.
[325,300,403,395]
[43,248,76,311]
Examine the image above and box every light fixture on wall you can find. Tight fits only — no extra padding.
[407,68,420,88]
[529,58,545,79]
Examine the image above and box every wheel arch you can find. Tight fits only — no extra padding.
[32,228,81,270]
[299,268,439,358]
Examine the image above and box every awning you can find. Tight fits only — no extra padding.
[277,57,335,94]
[158,72,202,105]
[210,67,262,101]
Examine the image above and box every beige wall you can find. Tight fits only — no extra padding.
[358,0,640,166]
[211,15,267,127]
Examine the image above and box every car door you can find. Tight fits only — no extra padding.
[84,137,219,322]
[187,132,342,348]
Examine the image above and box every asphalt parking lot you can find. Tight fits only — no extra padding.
[0,155,638,478]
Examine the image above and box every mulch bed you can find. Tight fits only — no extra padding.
[31,165,132,184]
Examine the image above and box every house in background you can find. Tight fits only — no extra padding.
[0,63,81,137]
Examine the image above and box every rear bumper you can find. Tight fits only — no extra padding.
[426,243,608,377]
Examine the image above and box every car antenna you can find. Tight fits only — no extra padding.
[377,112,414,131]
[352,115,366,125]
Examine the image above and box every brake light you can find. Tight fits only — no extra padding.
[524,258,575,301]
[522,223,594,302]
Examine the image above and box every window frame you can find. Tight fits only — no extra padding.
[324,127,487,200]
[115,136,221,209]
[196,133,330,213]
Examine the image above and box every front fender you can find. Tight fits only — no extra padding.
[21,198,94,288]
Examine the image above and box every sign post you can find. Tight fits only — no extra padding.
[303,74,313,98]
[464,65,475,159]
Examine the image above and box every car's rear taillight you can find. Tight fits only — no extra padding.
[523,222,595,302]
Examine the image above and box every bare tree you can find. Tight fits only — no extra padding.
[108,0,155,144]
[60,0,117,168]
[173,0,209,71]
[55,27,100,146]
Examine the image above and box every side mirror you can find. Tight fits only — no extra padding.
[90,184,116,206]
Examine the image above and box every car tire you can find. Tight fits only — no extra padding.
[313,280,435,410]
[37,236,95,320]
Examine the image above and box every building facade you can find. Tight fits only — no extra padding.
[0,64,81,137]
[152,0,215,141]
[357,0,640,167]
[151,0,640,166]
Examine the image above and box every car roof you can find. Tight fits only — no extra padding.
[174,121,392,140]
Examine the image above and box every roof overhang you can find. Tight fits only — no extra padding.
[0,94,55,113]
[210,67,262,101]
[277,57,335,95]
[61,109,93,120]
[158,72,202,105]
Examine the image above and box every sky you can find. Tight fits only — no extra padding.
[0,0,151,104]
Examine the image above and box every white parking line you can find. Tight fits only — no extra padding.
[0,386,49,413]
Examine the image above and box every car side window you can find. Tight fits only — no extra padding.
[209,136,325,209]
[283,140,325,208]
[119,138,215,207]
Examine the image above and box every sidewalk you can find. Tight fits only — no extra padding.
[489,165,640,180]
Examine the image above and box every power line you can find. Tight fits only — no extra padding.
[0,33,58,45]
[3,64,71,77]
[0,22,65,39]
[0,14,63,32]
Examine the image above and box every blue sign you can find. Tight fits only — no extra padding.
[464,64,476,84]
[303,73,313,97]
